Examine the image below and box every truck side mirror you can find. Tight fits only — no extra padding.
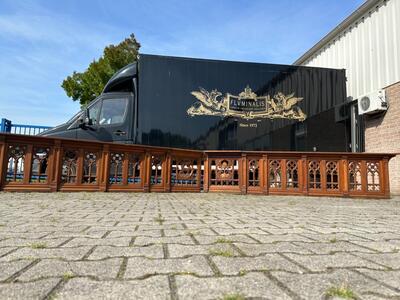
[84,108,93,126]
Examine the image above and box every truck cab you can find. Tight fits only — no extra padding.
[41,63,137,143]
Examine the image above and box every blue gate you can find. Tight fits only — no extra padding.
[0,118,52,135]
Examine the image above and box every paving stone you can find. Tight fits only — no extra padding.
[107,229,161,238]
[195,234,258,244]
[56,276,170,299]
[271,269,400,299]
[354,252,400,269]
[211,253,305,274]
[176,273,291,299]
[235,242,313,255]
[356,268,400,290]
[0,246,92,262]
[0,237,70,248]
[0,278,60,299]
[17,258,122,281]
[0,260,33,281]
[249,233,314,243]
[350,240,400,253]
[292,241,375,254]
[164,228,216,237]
[284,253,385,272]
[62,237,131,247]
[0,247,16,258]
[134,235,195,246]
[299,232,371,242]
[88,245,164,259]
[168,244,239,258]
[124,256,214,278]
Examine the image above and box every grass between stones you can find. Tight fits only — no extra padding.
[221,293,245,300]
[29,242,48,249]
[62,272,76,280]
[209,249,235,257]
[325,284,356,299]
[154,216,165,225]
[215,238,233,244]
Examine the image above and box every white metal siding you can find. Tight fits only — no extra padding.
[302,0,400,100]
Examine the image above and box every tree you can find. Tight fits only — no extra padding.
[62,34,140,106]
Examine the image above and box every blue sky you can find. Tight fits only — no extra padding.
[0,0,365,126]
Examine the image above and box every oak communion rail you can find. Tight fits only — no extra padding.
[0,133,395,198]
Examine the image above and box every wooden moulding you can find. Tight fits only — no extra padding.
[0,133,397,198]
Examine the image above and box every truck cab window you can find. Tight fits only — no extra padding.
[99,98,128,125]
[88,100,101,125]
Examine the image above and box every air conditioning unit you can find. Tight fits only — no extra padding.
[358,89,387,115]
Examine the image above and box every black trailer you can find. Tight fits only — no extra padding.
[43,54,349,151]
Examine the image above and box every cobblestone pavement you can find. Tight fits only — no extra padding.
[0,193,400,300]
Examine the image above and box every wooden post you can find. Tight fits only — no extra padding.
[341,156,349,197]
[143,152,151,192]
[240,154,247,194]
[99,144,110,192]
[0,135,7,190]
[382,157,390,198]
[361,160,368,193]
[262,154,269,195]
[301,155,308,195]
[23,144,33,184]
[164,152,171,192]
[203,154,210,192]
[76,148,84,185]
[50,140,62,192]
[122,152,129,186]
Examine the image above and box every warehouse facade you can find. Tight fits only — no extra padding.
[294,0,400,194]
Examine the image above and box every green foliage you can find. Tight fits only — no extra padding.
[61,34,140,106]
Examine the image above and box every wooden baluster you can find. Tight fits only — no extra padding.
[23,144,33,185]
[122,152,129,186]
[49,140,62,192]
[281,159,287,192]
[361,160,368,193]
[382,157,390,198]
[164,152,171,192]
[0,136,7,190]
[143,152,151,192]
[341,156,349,197]
[76,148,84,186]
[262,154,269,195]
[99,144,110,192]
[301,155,308,195]
[203,154,210,192]
[240,153,247,194]
[196,156,202,191]
[320,159,326,192]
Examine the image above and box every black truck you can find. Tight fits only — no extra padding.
[43,54,349,151]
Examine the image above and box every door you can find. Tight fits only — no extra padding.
[78,93,133,142]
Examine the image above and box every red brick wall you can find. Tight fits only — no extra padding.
[365,81,400,195]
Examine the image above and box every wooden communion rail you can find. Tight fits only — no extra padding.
[0,133,396,198]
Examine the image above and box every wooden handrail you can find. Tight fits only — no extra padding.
[0,133,396,198]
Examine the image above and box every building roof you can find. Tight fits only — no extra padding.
[294,0,382,65]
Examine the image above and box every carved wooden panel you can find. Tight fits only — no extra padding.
[30,147,50,183]
[6,145,26,182]
[326,161,339,190]
[128,154,142,184]
[367,161,380,191]
[286,160,299,188]
[151,155,163,185]
[171,159,198,185]
[109,153,124,184]
[210,159,239,186]
[248,159,260,187]
[82,152,98,184]
[269,160,282,188]
[61,150,78,183]
[308,160,321,189]
[348,161,362,191]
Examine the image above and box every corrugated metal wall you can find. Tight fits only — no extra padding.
[301,0,400,100]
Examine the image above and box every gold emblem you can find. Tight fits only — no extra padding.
[187,86,306,121]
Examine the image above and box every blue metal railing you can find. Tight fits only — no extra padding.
[1,118,52,135]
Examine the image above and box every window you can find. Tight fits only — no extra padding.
[99,98,128,125]
[88,100,101,125]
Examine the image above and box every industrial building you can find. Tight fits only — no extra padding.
[295,0,400,194]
